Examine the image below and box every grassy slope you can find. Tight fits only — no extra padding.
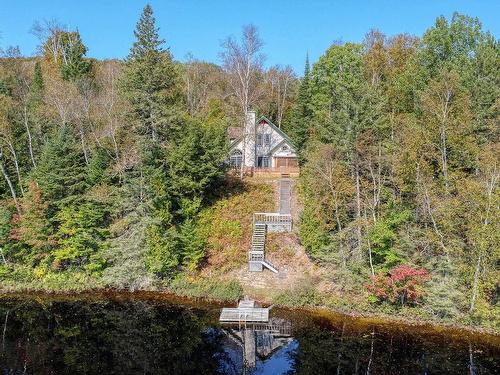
[197,178,275,273]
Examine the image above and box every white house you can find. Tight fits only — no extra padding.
[228,111,298,170]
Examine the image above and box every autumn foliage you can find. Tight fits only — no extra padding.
[366,265,429,306]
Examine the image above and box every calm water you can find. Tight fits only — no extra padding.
[0,293,498,375]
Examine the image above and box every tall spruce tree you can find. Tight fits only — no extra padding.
[33,126,87,214]
[287,54,312,158]
[118,4,184,278]
[60,31,92,81]
[121,4,180,141]
[43,30,92,81]
[31,62,44,103]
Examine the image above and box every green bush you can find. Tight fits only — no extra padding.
[0,264,11,279]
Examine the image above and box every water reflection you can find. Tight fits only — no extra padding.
[220,318,294,372]
[0,295,498,374]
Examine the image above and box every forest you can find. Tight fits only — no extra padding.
[0,5,498,327]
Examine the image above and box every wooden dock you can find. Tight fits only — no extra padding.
[219,299,270,323]
[219,307,269,323]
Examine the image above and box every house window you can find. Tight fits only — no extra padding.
[229,150,242,168]
[256,134,263,146]
[281,145,289,151]
[264,134,271,145]
[257,156,270,168]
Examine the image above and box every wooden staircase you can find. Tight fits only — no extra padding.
[248,178,295,274]
[248,222,278,273]
[252,223,266,252]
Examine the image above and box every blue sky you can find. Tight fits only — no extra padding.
[0,0,498,73]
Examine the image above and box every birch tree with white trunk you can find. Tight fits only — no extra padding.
[220,24,264,177]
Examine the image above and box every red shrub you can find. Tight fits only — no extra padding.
[366,265,429,306]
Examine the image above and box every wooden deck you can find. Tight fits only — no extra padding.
[219,307,270,323]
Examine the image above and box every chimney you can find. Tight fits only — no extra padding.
[245,110,256,135]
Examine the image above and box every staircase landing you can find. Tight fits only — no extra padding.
[248,178,294,273]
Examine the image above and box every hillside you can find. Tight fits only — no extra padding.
[0,7,498,332]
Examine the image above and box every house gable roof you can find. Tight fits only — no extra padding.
[228,115,297,151]
[256,116,295,148]
[269,138,296,156]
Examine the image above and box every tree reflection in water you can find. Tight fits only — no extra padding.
[287,316,499,375]
[0,297,498,374]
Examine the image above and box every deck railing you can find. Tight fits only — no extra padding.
[248,251,264,261]
[228,166,299,175]
[253,213,292,225]
[251,322,292,336]
[253,166,299,173]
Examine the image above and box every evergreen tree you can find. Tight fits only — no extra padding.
[120,4,183,279]
[33,126,87,213]
[166,120,227,220]
[43,30,92,81]
[85,148,111,186]
[0,204,13,256]
[54,200,108,269]
[121,4,180,141]
[27,61,46,164]
[146,225,180,277]
[30,62,45,104]
[179,218,205,271]
[60,31,93,81]
[145,120,227,276]
[287,54,312,158]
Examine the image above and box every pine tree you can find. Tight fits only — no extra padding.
[33,126,87,213]
[59,31,92,81]
[30,62,45,105]
[53,200,108,269]
[43,30,92,81]
[287,54,312,157]
[121,4,180,141]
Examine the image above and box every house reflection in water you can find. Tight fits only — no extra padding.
[221,318,293,369]
[219,298,293,370]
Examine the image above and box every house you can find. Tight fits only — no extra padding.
[228,111,299,172]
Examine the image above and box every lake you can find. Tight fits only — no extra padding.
[0,292,498,374]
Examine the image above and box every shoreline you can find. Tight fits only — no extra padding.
[1,287,498,346]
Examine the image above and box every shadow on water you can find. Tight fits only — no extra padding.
[0,293,498,374]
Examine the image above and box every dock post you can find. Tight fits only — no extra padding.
[243,329,256,368]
